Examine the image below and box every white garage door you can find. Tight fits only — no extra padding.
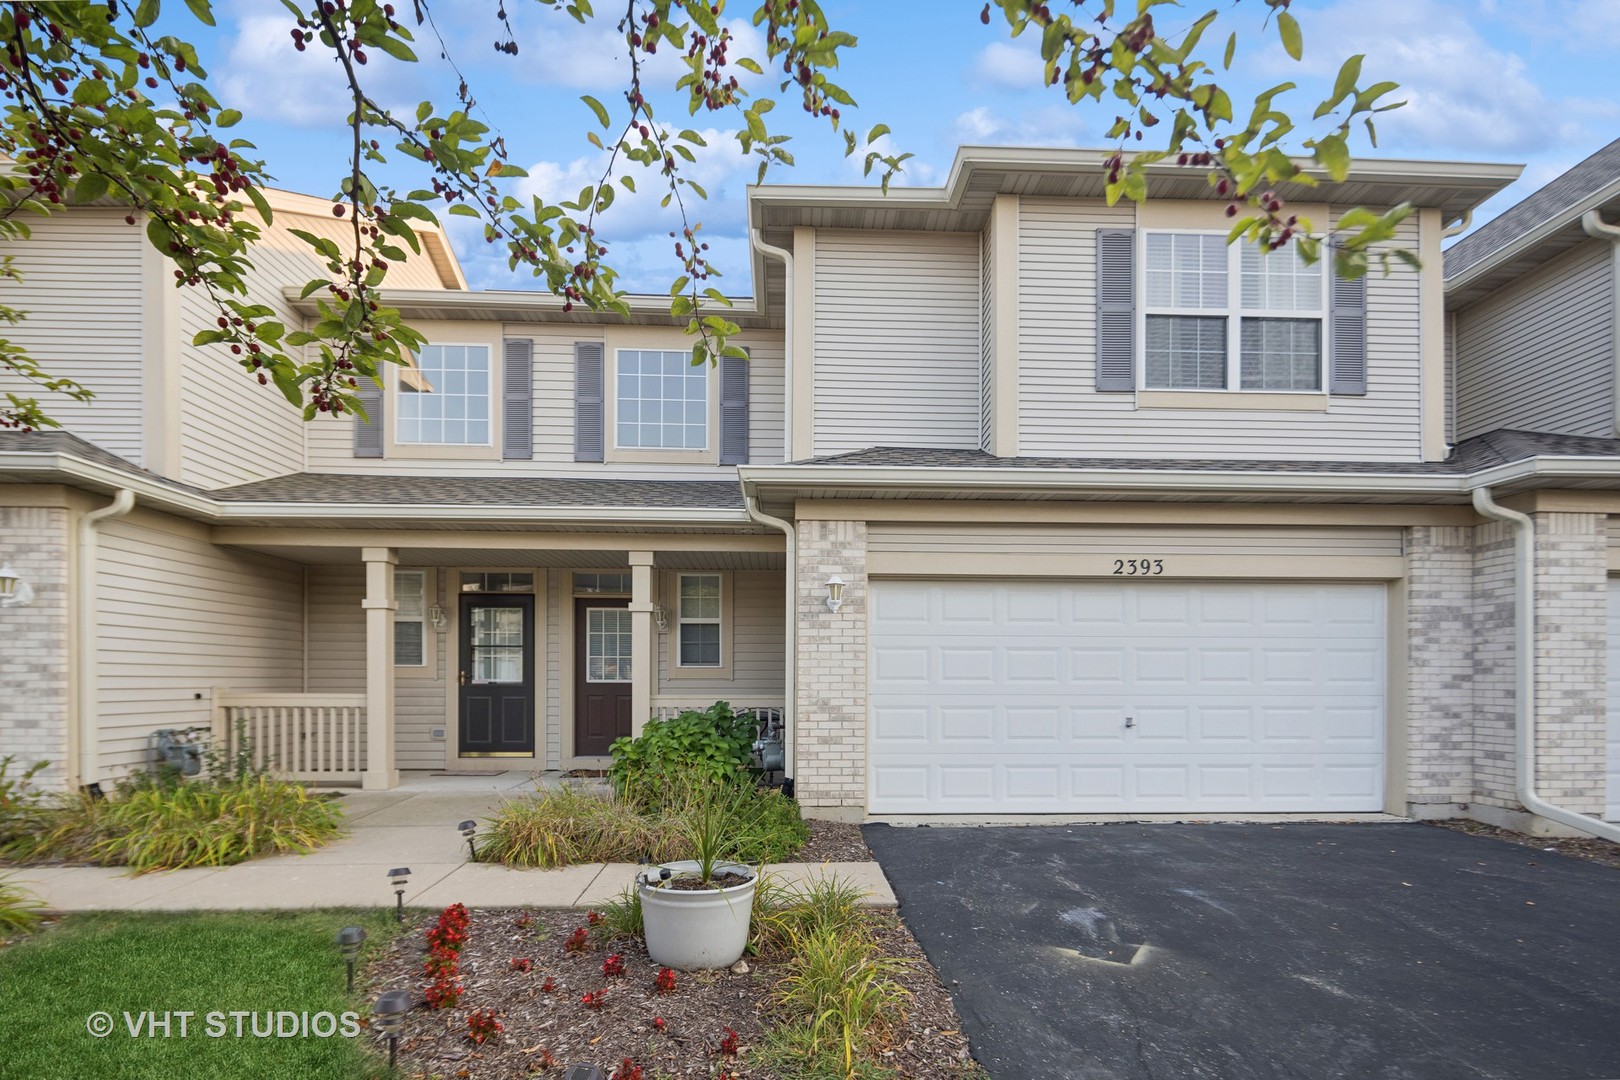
[868,579,1387,815]
[1606,581,1620,821]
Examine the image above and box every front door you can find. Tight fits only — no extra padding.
[575,598,633,757]
[458,595,536,757]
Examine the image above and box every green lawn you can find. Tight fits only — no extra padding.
[0,910,405,1080]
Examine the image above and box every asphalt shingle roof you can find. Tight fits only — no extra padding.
[211,473,745,509]
[791,429,1620,475]
[1445,138,1620,279]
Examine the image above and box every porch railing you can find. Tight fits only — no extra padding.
[212,692,366,783]
[650,700,785,725]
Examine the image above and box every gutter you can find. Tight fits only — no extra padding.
[1446,175,1620,295]
[1580,210,1620,437]
[743,492,796,787]
[749,229,794,459]
[76,488,134,788]
[1471,486,1620,842]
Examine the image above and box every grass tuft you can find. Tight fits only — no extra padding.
[0,874,43,936]
[751,874,867,960]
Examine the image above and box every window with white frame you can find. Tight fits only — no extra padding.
[676,573,722,667]
[616,349,708,450]
[396,344,492,445]
[395,571,427,666]
[1142,232,1325,392]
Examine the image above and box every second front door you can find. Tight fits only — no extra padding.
[575,597,633,757]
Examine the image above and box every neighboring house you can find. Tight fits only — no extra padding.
[3,144,1620,837]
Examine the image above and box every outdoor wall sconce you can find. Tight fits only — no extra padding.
[428,605,448,632]
[825,575,846,613]
[336,925,367,992]
[652,603,668,632]
[457,819,478,860]
[371,989,411,1068]
[387,867,411,922]
[0,562,33,608]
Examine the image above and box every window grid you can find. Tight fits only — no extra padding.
[615,349,708,450]
[1140,232,1327,392]
[396,344,492,446]
[587,608,633,682]
[677,573,722,668]
[394,571,426,667]
[471,606,524,683]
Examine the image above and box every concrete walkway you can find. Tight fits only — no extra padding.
[6,771,893,913]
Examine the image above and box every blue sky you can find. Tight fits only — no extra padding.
[183,0,1617,295]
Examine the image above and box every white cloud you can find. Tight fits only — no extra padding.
[953,104,1092,147]
[972,41,1044,91]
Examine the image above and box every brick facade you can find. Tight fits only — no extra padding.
[0,506,71,786]
[1529,512,1606,815]
[793,520,867,815]
[1404,525,1475,810]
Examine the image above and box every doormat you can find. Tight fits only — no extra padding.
[430,770,506,777]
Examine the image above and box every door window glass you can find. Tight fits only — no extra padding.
[586,608,633,682]
[471,606,524,683]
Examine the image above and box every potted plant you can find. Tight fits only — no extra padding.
[638,780,762,970]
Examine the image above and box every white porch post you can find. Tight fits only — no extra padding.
[628,550,656,738]
[361,546,400,790]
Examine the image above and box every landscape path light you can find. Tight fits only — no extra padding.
[336,925,366,992]
[371,989,411,1069]
[458,819,477,860]
[387,867,411,922]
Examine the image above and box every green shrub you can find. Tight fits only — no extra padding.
[592,886,644,942]
[0,874,44,936]
[3,774,343,874]
[752,875,867,960]
[771,926,911,1076]
[608,701,759,800]
[0,756,50,848]
[475,786,686,869]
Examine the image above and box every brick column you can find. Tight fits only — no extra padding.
[1531,512,1606,815]
[1404,525,1475,813]
[794,520,867,816]
[1472,519,1519,811]
[0,507,71,787]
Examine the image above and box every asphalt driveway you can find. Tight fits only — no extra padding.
[864,822,1620,1080]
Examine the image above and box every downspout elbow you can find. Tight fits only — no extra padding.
[1441,208,1473,240]
[743,488,796,787]
[77,488,135,788]
[1471,485,1620,842]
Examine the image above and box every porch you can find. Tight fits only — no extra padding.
[208,529,787,789]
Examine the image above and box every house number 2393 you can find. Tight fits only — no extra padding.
[1112,559,1165,576]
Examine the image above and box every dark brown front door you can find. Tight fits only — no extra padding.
[458,595,536,756]
[575,597,632,757]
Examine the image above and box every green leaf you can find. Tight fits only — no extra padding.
[1223,31,1237,70]
[184,0,216,24]
[1313,134,1351,182]
[866,123,890,144]
[581,95,610,128]
[1332,55,1364,110]
[447,203,481,217]
[216,109,243,128]
[134,0,161,29]
[1276,11,1302,61]
[374,35,417,63]
[69,173,109,205]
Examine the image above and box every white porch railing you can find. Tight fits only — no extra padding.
[650,700,785,725]
[213,693,367,783]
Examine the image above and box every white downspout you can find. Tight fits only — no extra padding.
[744,491,796,787]
[749,228,794,459]
[1580,211,1620,437]
[1441,208,1473,240]
[77,488,135,788]
[1470,486,1620,842]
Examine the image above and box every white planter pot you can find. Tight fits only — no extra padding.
[638,860,758,971]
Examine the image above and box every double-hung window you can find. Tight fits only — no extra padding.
[675,573,722,668]
[616,349,708,451]
[396,344,492,445]
[1142,233,1325,392]
[394,571,427,667]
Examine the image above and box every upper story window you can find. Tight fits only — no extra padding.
[396,344,492,445]
[615,349,708,450]
[1142,233,1325,392]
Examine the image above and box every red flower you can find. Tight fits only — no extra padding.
[510,957,533,974]
[540,976,556,993]
[515,912,535,929]
[610,1059,643,1080]
[563,927,590,954]
[718,1026,740,1056]
[654,967,677,995]
[581,990,607,1009]
[601,953,626,978]
[466,1007,503,1046]
[653,1016,666,1032]
[424,977,463,1009]
[587,910,603,926]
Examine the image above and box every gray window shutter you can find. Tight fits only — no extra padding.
[1095,228,1136,392]
[718,347,750,465]
[353,375,384,458]
[574,341,605,462]
[502,338,534,460]
[1329,271,1368,395]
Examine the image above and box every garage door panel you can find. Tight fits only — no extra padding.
[869,580,1387,815]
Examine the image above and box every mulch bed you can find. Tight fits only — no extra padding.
[795,819,873,863]
[1428,819,1620,870]
[365,906,979,1078]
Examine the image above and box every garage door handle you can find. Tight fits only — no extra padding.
[1124,716,1136,729]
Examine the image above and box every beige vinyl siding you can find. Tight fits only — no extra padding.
[0,210,147,463]
[305,325,786,476]
[980,218,996,452]
[655,569,785,701]
[1017,200,1426,461]
[305,563,448,770]
[1454,237,1614,441]
[811,229,982,455]
[868,523,1405,558]
[95,510,303,779]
